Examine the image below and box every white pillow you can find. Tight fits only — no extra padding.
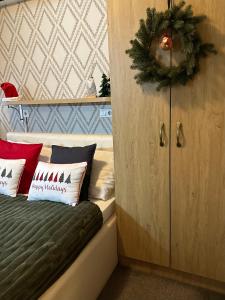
[0,158,26,197]
[28,161,87,206]
[89,150,115,200]
[39,146,52,162]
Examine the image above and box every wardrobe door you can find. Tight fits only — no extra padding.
[171,0,225,281]
[108,0,170,266]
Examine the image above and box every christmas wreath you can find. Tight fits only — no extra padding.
[126,1,217,90]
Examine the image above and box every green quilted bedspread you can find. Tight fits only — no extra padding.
[0,194,103,300]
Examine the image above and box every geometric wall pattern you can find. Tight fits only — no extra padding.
[0,0,111,138]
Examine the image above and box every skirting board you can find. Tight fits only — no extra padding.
[119,256,225,295]
[40,215,118,300]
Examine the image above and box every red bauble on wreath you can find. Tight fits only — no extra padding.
[160,34,173,51]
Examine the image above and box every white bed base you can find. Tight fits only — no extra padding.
[6,132,117,300]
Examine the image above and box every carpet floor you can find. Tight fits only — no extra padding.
[98,266,225,300]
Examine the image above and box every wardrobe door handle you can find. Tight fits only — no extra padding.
[176,122,182,148]
[160,122,166,147]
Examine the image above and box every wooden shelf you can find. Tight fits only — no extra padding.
[1,97,111,106]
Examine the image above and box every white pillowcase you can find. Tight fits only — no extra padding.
[28,161,87,205]
[89,150,115,200]
[39,146,52,162]
[0,158,26,197]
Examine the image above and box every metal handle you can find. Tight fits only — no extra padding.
[160,122,166,147]
[176,122,182,148]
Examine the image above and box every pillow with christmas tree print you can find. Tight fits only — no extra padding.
[0,158,26,197]
[28,161,87,206]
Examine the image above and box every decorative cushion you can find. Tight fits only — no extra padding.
[0,158,26,197]
[50,144,96,201]
[28,161,87,206]
[89,150,115,200]
[39,146,52,162]
[0,140,43,194]
[8,140,52,163]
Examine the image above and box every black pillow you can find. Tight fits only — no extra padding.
[50,144,97,201]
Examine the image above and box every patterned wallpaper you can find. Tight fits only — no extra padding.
[0,0,111,138]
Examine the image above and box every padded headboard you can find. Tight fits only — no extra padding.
[6,132,113,149]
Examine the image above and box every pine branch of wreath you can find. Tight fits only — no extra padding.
[126,1,217,91]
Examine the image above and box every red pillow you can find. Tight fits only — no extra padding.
[0,140,43,194]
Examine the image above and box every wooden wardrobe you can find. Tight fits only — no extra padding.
[108,0,225,290]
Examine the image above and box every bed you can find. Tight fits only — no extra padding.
[2,132,118,300]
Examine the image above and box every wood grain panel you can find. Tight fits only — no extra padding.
[171,0,225,282]
[108,0,170,266]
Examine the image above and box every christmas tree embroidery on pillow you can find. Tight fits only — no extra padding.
[33,171,72,184]
[1,168,13,178]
